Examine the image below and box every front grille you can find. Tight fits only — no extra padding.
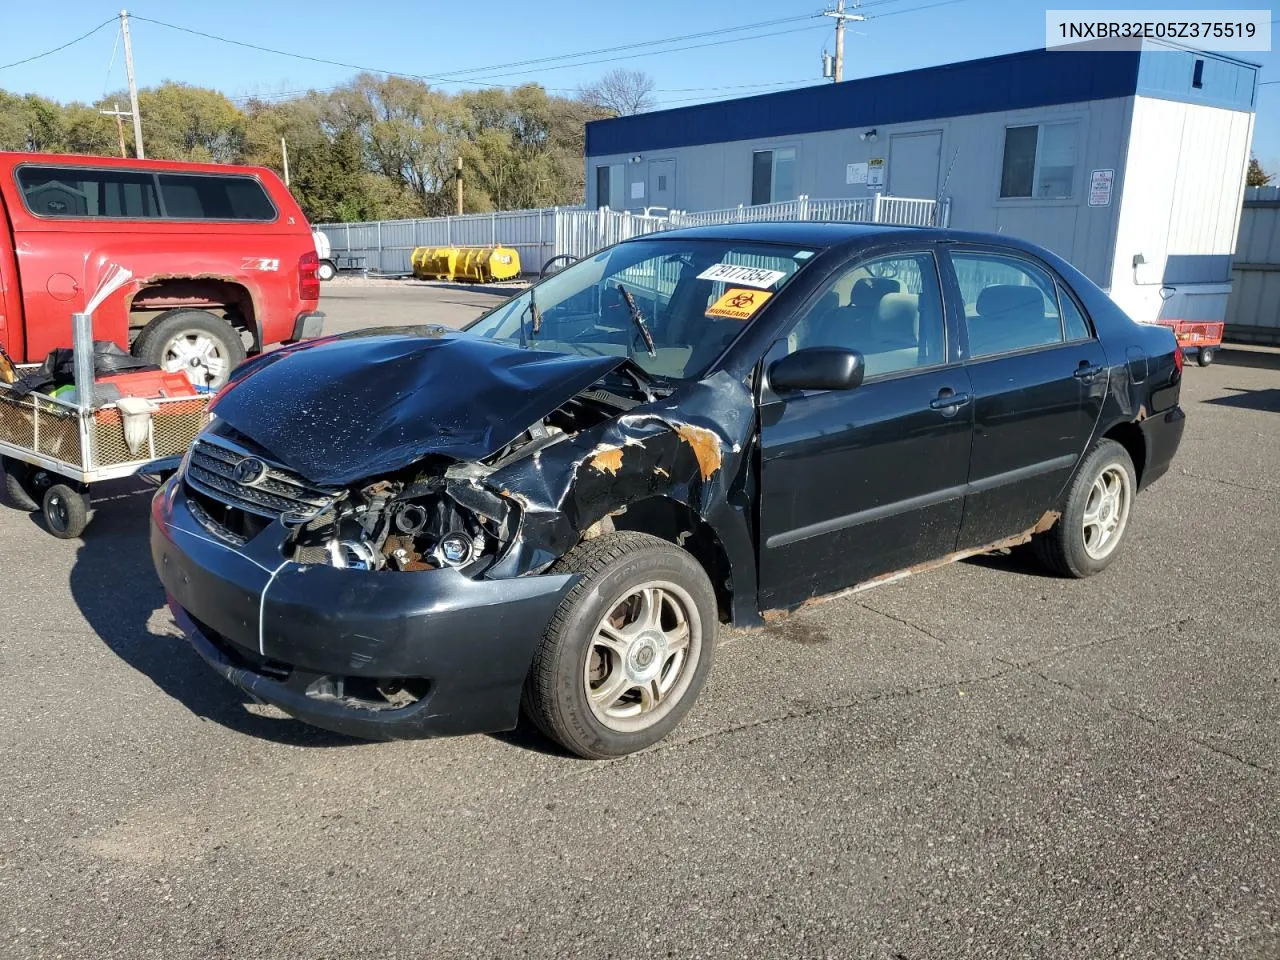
[185,436,341,521]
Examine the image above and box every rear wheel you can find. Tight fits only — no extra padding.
[2,457,42,511]
[133,309,247,390]
[1032,439,1136,578]
[317,259,337,281]
[522,532,717,759]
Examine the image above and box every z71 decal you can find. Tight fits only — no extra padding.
[241,257,280,272]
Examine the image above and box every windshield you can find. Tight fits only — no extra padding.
[466,238,817,380]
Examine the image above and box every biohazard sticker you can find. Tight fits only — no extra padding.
[696,263,788,288]
[706,288,773,320]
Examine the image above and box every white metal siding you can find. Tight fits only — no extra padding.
[1226,189,1280,343]
[1108,97,1254,324]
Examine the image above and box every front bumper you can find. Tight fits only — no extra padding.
[150,478,576,740]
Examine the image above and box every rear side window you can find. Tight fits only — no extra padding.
[951,252,1064,358]
[15,165,276,222]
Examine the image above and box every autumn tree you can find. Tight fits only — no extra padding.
[1246,156,1274,187]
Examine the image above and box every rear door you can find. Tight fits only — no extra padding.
[757,246,973,608]
[941,246,1108,550]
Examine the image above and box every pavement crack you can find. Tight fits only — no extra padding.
[1031,670,1275,778]
[855,602,950,646]
[1179,470,1280,499]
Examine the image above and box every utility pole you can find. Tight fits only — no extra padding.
[281,137,290,186]
[455,155,464,215]
[120,9,144,158]
[100,103,131,158]
[823,0,866,83]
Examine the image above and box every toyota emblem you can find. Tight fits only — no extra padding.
[232,457,267,487]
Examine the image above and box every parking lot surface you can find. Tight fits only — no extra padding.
[1,280,1276,959]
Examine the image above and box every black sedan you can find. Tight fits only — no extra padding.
[151,223,1185,758]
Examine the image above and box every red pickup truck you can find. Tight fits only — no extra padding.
[0,152,324,387]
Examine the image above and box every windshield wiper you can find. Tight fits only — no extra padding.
[616,283,656,358]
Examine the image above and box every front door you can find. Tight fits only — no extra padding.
[758,248,972,609]
[888,131,942,198]
[943,247,1109,550]
[646,160,675,211]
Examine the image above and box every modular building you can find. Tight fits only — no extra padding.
[584,45,1259,325]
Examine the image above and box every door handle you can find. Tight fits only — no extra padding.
[930,389,971,410]
[1073,362,1103,382]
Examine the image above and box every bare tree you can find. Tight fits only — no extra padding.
[577,69,656,117]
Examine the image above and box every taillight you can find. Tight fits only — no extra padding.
[299,251,320,301]
[1172,343,1184,375]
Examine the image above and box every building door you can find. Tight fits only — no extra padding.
[888,131,942,198]
[647,159,675,211]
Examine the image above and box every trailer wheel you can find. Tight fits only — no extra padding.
[42,483,90,539]
[317,259,337,281]
[133,309,247,390]
[2,457,50,512]
[1196,347,1215,367]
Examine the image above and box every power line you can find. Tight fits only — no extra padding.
[0,16,115,71]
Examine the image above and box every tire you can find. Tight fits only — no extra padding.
[2,457,53,512]
[539,254,578,279]
[521,532,718,759]
[132,309,247,390]
[1032,439,1136,578]
[1197,347,1214,367]
[317,259,337,281]
[42,483,90,539]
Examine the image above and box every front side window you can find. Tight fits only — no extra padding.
[788,252,947,380]
[751,148,796,205]
[999,122,1078,199]
[467,238,816,381]
[15,165,276,221]
[951,252,1065,358]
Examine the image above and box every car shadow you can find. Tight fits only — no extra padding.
[962,545,1061,579]
[65,479,361,748]
[1214,347,1280,372]
[488,721,577,759]
[1204,387,1280,414]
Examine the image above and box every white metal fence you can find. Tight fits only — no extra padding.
[316,193,951,276]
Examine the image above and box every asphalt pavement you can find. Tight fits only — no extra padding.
[0,280,1275,959]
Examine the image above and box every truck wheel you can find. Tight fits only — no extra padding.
[133,309,247,390]
[2,457,43,511]
[317,259,337,281]
[522,532,718,759]
[1032,439,1136,578]
[42,483,90,539]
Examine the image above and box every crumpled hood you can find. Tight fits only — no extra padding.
[210,326,627,486]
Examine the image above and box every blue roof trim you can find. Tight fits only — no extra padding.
[587,48,1143,157]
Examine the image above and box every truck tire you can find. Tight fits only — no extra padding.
[132,309,247,390]
[317,259,337,281]
[521,532,718,759]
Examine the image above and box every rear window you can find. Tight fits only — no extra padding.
[15,165,277,222]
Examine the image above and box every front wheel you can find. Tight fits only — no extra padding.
[42,483,90,539]
[1032,439,1136,578]
[132,309,247,390]
[522,532,718,759]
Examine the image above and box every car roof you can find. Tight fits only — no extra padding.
[628,221,1055,259]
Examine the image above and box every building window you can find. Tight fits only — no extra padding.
[999,122,1078,200]
[751,147,796,205]
[595,164,624,209]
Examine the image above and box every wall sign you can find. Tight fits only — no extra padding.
[630,181,645,200]
[1089,169,1114,207]
[867,157,886,188]
[846,162,868,185]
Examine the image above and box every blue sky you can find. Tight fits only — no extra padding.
[2,0,1277,171]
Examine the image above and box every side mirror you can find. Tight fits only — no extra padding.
[768,347,865,392]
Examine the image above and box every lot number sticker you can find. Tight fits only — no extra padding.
[696,263,788,288]
[706,288,774,320]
